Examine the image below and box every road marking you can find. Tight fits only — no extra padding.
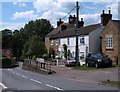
[12,71,15,74]
[21,75,28,79]
[45,84,63,91]
[0,82,7,89]
[30,78,42,84]
[15,73,20,76]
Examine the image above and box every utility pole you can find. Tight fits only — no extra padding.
[75,1,79,67]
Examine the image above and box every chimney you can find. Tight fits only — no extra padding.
[108,7,111,14]
[101,9,112,26]
[69,15,76,24]
[57,18,63,27]
[78,18,84,28]
[61,25,67,31]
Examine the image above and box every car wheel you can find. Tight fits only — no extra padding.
[95,63,99,68]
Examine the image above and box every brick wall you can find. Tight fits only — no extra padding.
[101,21,119,65]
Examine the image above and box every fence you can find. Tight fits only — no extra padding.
[23,59,52,74]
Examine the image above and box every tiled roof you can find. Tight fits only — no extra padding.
[50,23,101,39]
[45,23,75,37]
[111,20,120,32]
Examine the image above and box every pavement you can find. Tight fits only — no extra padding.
[51,65,119,84]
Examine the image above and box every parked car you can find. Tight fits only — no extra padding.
[36,58,45,62]
[65,58,80,67]
[85,53,112,68]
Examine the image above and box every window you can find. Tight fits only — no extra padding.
[67,38,69,45]
[51,40,53,45]
[80,37,85,44]
[106,35,113,49]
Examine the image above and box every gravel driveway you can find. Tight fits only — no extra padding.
[51,65,119,84]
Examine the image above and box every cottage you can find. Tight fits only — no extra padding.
[45,9,113,65]
[101,20,120,65]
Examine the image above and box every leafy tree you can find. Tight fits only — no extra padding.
[22,35,47,58]
[2,29,13,49]
[63,44,67,59]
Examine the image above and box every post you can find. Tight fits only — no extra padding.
[75,1,79,67]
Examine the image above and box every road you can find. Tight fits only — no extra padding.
[0,67,118,91]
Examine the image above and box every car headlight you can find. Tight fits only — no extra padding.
[97,59,102,62]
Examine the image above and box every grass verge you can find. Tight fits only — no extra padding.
[101,79,120,86]
[72,65,96,70]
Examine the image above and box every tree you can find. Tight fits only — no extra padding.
[63,44,67,59]
[22,35,47,58]
[2,29,13,49]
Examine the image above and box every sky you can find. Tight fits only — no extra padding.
[0,0,120,31]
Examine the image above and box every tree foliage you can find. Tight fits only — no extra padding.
[1,18,53,61]
[63,44,67,59]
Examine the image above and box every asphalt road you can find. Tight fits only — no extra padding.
[0,67,118,91]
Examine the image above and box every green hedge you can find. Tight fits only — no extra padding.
[0,57,12,67]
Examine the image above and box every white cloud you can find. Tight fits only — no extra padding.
[13,10,38,20]
[80,14,100,26]
[39,9,67,26]
[13,2,26,7]
[57,0,120,2]
[0,22,25,31]
[33,0,54,12]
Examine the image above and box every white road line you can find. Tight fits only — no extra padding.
[45,84,63,91]
[0,82,7,89]
[12,71,15,74]
[21,75,28,79]
[15,73,20,76]
[30,78,42,84]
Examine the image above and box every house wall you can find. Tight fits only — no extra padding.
[101,21,119,65]
[58,35,89,60]
[118,33,120,65]
[78,36,89,59]
[45,37,59,54]
[89,26,104,53]
[45,37,51,53]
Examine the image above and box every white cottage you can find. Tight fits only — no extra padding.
[45,9,112,65]
[51,23,104,64]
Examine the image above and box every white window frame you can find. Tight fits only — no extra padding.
[67,38,69,45]
[106,35,113,49]
[80,37,85,45]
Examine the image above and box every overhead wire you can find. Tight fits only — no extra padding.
[61,6,76,20]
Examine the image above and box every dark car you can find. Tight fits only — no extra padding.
[85,53,112,68]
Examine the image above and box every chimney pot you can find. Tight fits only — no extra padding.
[102,10,105,14]
[108,7,111,14]
[81,18,83,21]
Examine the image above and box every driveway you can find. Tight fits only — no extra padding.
[51,65,118,84]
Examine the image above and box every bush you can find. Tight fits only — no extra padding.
[32,55,36,61]
[0,57,12,67]
[43,54,49,60]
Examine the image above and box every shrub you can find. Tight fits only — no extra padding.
[0,57,12,67]
[43,54,49,60]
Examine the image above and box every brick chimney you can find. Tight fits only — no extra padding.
[69,15,76,24]
[57,18,63,27]
[101,8,112,26]
[78,18,84,28]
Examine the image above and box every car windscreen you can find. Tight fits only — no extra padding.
[94,54,106,59]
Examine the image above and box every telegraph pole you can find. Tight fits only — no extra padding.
[75,1,79,67]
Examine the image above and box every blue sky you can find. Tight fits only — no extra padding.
[0,0,119,31]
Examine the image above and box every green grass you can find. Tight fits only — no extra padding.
[72,65,96,70]
[101,80,120,86]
